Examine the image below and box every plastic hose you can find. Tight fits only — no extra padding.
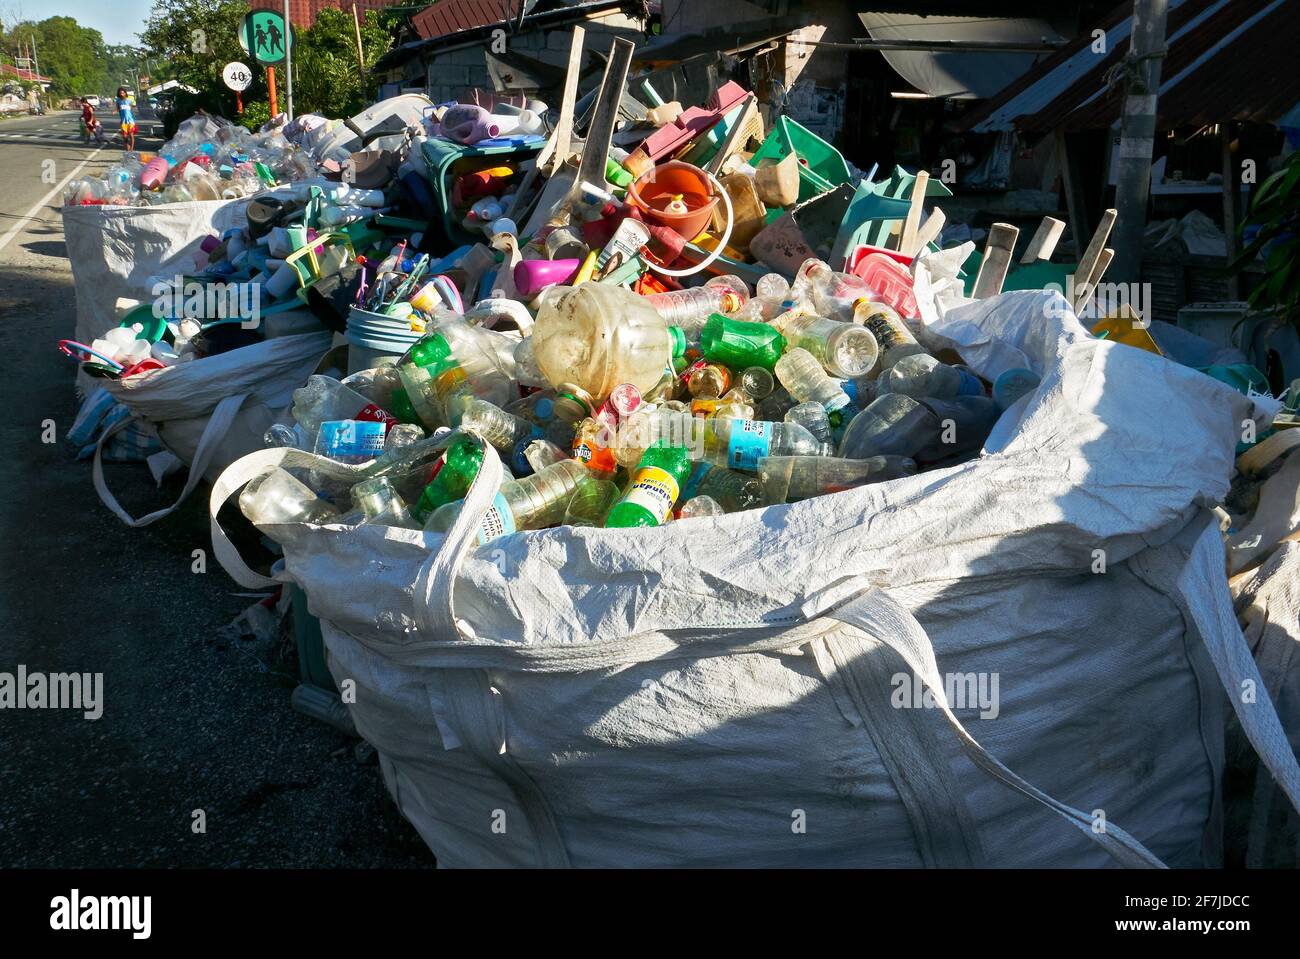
[643,169,735,279]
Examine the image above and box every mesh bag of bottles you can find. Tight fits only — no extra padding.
[208,288,1300,868]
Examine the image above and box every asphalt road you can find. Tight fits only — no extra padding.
[0,111,430,868]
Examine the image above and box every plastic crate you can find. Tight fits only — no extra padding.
[749,117,851,202]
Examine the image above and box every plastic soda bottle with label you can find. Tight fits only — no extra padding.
[605,444,693,528]
[572,418,620,478]
[773,311,879,378]
[774,348,851,411]
[700,314,786,371]
[851,299,926,371]
[397,319,516,429]
[426,460,590,541]
[313,419,388,464]
[757,454,917,504]
[707,417,827,472]
[292,375,397,437]
[413,435,484,523]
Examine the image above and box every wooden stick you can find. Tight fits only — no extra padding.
[972,222,1020,299]
[898,170,929,255]
[570,37,634,202]
[1020,216,1065,264]
[705,94,756,177]
[907,208,945,258]
[1071,208,1117,294]
[507,26,584,223]
[1074,247,1114,311]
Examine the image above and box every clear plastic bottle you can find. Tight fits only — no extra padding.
[531,284,685,413]
[513,336,549,390]
[738,366,775,401]
[426,459,590,538]
[459,397,543,453]
[774,348,851,411]
[687,363,732,399]
[292,375,396,436]
[883,354,983,401]
[836,393,941,461]
[914,396,1000,463]
[851,300,926,371]
[523,438,569,473]
[785,401,832,443]
[681,462,762,512]
[757,454,917,504]
[563,478,619,527]
[239,469,341,525]
[396,318,517,430]
[644,275,750,336]
[679,495,724,518]
[798,259,875,324]
[707,417,827,471]
[774,312,879,378]
[352,475,418,528]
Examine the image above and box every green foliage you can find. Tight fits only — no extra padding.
[7,16,108,96]
[141,0,256,115]
[1230,151,1300,324]
[291,9,396,118]
[236,99,271,132]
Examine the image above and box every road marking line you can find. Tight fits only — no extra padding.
[0,144,106,256]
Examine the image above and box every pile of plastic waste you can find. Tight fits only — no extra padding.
[64,113,317,206]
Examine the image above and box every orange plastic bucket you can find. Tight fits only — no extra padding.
[627,161,719,241]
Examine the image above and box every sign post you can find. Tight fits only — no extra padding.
[237,10,292,118]
[222,62,252,114]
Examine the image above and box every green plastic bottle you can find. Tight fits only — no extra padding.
[700,313,786,371]
[414,436,484,522]
[604,443,693,528]
[408,332,454,371]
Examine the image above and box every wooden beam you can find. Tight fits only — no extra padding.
[1070,208,1117,297]
[972,222,1020,299]
[898,169,929,256]
[909,208,946,258]
[1020,216,1065,264]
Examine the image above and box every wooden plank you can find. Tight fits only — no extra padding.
[1056,130,1090,260]
[1070,207,1117,295]
[897,169,929,256]
[570,37,634,203]
[1074,247,1115,312]
[506,26,584,223]
[971,222,1020,299]
[1020,216,1065,264]
[705,94,756,177]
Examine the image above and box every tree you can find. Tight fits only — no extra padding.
[291,8,396,119]
[140,0,254,117]
[33,17,107,96]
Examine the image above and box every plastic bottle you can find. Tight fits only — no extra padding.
[852,300,925,371]
[798,260,875,324]
[708,417,826,472]
[680,462,762,512]
[427,459,590,540]
[563,479,620,527]
[679,495,724,518]
[644,276,750,335]
[530,284,685,414]
[700,314,786,371]
[352,475,418,528]
[774,348,851,412]
[313,419,388,464]
[523,439,569,473]
[883,354,984,400]
[239,468,341,525]
[293,375,397,436]
[774,312,879,378]
[605,444,693,528]
[738,366,775,401]
[914,396,1001,463]
[413,436,484,522]
[837,394,941,461]
[572,418,620,478]
[396,319,516,429]
[785,401,832,443]
[460,397,543,453]
[993,368,1041,410]
[757,455,918,504]
[687,363,732,399]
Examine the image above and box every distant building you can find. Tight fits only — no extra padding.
[249,0,411,31]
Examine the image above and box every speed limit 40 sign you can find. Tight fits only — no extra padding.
[222,62,252,92]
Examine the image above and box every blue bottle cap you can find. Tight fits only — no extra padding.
[535,397,554,420]
[956,367,985,396]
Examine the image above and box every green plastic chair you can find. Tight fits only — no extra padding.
[422,137,543,245]
[749,117,852,202]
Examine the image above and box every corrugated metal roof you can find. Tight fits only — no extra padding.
[413,0,523,41]
[954,0,1300,133]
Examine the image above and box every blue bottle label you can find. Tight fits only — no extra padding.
[317,420,386,461]
[477,493,517,544]
[728,420,772,470]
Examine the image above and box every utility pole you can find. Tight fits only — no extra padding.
[283,0,294,121]
[1110,0,1169,284]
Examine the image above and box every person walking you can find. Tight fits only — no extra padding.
[116,87,137,152]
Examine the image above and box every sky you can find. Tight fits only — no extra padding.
[6,0,157,46]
